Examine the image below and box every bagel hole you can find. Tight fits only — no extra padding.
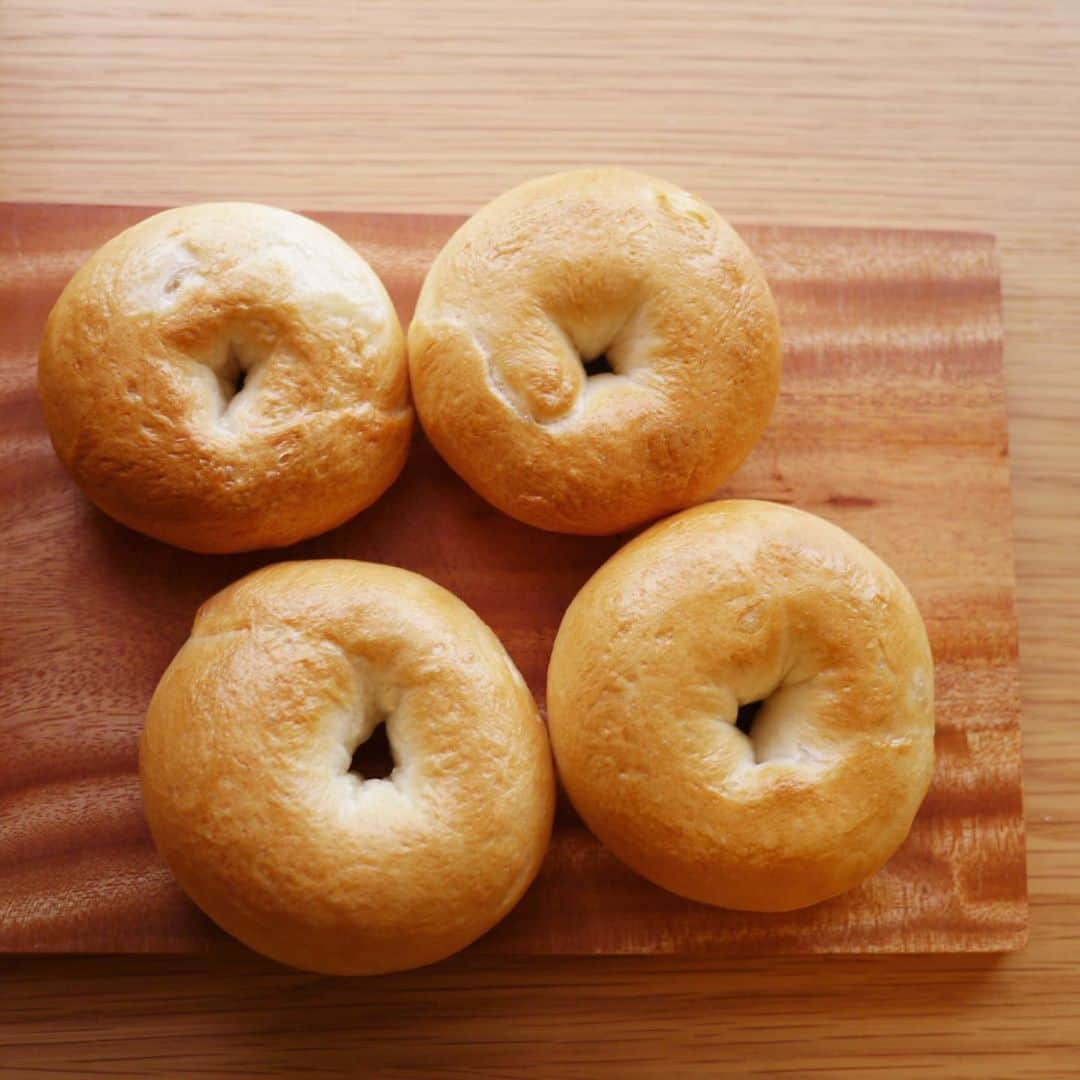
[735,699,765,739]
[581,352,615,378]
[220,343,249,406]
[349,722,396,781]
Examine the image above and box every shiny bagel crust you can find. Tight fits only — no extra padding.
[407,168,782,534]
[38,203,411,553]
[140,560,555,974]
[546,500,935,911]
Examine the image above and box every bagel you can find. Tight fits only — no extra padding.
[140,560,555,974]
[408,168,781,534]
[38,203,411,553]
[546,500,934,911]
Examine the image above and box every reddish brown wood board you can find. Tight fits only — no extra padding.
[0,203,1026,956]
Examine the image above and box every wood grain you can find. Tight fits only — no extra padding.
[0,1,1077,1076]
[0,203,1025,958]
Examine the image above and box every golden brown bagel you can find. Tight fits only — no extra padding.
[547,500,934,911]
[140,560,555,974]
[408,168,781,534]
[38,203,411,553]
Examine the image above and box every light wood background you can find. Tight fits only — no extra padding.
[1,1,1077,1076]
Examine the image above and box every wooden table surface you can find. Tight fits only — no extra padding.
[1,2,1077,1076]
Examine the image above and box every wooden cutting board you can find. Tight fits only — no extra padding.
[0,203,1026,956]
